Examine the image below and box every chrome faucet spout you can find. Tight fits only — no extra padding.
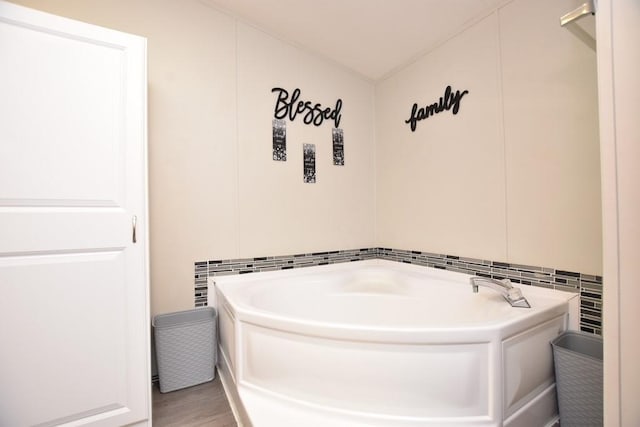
[470,276,531,308]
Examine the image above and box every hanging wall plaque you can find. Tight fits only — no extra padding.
[272,118,287,161]
[332,128,344,166]
[303,143,316,183]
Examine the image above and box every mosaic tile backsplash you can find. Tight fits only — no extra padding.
[195,247,602,335]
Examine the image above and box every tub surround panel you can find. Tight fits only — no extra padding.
[502,316,566,418]
[196,247,602,335]
[242,323,492,418]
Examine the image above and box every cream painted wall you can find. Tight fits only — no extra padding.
[376,0,602,275]
[11,0,601,318]
[9,0,375,316]
[236,24,375,257]
[376,13,507,262]
[9,0,239,316]
[500,0,601,273]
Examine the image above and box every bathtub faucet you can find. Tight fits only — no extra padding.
[470,277,531,308]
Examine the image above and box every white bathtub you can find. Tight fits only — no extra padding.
[210,259,579,427]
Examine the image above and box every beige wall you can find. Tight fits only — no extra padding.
[376,0,602,275]
[376,12,507,262]
[9,0,375,316]
[236,24,375,257]
[11,0,602,319]
[500,0,601,273]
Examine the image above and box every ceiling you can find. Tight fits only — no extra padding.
[202,0,510,81]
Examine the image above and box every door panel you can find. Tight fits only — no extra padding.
[0,251,127,425]
[0,15,125,206]
[0,2,149,426]
[0,210,129,253]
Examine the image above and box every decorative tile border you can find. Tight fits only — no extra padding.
[195,247,602,335]
[194,248,378,306]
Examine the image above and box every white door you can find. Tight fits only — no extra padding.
[0,2,150,426]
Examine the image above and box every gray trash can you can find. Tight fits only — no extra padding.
[153,307,217,393]
[551,331,603,427]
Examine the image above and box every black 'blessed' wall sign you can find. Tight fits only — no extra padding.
[272,87,342,128]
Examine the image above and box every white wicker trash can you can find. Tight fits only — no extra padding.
[153,307,217,393]
[551,331,603,427]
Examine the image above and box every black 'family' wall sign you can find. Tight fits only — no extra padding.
[405,85,469,132]
[272,87,342,128]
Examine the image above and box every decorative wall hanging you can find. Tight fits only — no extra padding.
[272,87,342,128]
[405,85,469,132]
[272,119,287,161]
[332,128,344,166]
[303,143,316,183]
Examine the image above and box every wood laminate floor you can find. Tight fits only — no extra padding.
[152,376,563,426]
[152,376,238,427]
